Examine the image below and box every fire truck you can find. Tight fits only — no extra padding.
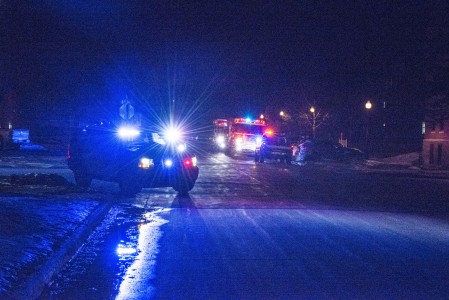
[212,119,228,151]
[226,118,267,157]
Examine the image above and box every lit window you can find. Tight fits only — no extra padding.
[431,122,436,132]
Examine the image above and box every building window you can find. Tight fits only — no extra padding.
[437,144,443,165]
[430,144,435,164]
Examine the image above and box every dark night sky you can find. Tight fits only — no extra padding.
[1,1,448,140]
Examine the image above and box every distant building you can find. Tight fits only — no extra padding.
[421,11,449,169]
[0,91,18,129]
[422,98,449,169]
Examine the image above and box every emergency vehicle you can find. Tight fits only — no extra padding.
[226,118,267,157]
[212,119,228,151]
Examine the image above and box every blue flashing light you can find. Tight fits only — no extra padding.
[245,118,251,123]
[164,127,182,144]
[117,126,140,139]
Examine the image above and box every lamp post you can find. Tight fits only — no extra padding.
[310,106,316,138]
[365,101,372,159]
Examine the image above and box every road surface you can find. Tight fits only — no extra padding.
[4,150,449,299]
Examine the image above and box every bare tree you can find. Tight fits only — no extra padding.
[297,106,330,139]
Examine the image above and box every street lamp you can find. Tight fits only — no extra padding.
[365,101,372,159]
[279,111,285,117]
[310,106,316,138]
[365,101,372,110]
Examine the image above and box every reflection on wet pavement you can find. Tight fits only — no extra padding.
[39,192,173,299]
[116,208,170,300]
[42,203,165,299]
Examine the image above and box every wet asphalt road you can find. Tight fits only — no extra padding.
[42,152,449,299]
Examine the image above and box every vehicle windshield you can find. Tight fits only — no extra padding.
[233,124,265,135]
[214,126,228,135]
[265,135,289,146]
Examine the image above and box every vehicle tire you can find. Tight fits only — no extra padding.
[259,155,265,163]
[254,153,260,162]
[349,156,364,165]
[225,147,233,158]
[172,180,194,195]
[119,173,142,195]
[73,170,93,188]
[229,148,237,158]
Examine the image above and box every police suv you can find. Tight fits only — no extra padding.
[68,122,199,195]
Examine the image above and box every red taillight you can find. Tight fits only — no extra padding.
[183,157,197,167]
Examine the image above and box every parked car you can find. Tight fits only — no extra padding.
[295,139,364,163]
[68,122,199,195]
[0,128,30,150]
[255,133,293,164]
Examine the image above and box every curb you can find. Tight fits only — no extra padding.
[360,168,449,180]
[7,200,113,300]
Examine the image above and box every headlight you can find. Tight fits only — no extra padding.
[117,126,140,139]
[176,143,186,153]
[235,137,243,144]
[216,135,225,143]
[256,136,263,146]
[139,157,153,169]
[164,158,173,167]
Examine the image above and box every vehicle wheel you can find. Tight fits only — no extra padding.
[119,174,142,195]
[225,147,233,157]
[259,155,265,163]
[349,156,364,165]
[73,170,93,188]
[254,153,260,162]
[172,181,194,195]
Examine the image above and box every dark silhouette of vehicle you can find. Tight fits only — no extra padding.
[255,133,293,164]
[296,139,365,163]
[68,122,199,195]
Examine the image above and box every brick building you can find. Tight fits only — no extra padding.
[422,118,449,169]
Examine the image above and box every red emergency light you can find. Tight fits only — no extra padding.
[233,118,266,125]
[214,119,228,127]
[253,119,266,125]
[264,129,274,136]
